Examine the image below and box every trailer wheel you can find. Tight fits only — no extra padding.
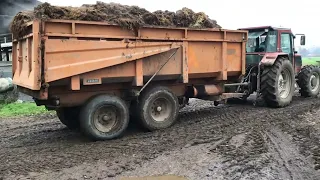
[79,95,129,141]
[137,86,179,131]
[56,107,80,130]
[297,65,320,97]
[261,57,295,108]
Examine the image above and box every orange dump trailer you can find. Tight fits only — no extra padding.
[12,19,248,140]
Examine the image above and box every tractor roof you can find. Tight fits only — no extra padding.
[238,26,291,31]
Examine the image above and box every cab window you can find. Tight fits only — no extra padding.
[281,33,292,53]
[266,31,277,52]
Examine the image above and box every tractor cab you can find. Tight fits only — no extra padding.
[238,26,306,74]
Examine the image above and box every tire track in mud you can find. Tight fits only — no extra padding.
[209,97,320,180]
[274,107,320,172]
[210,130,271,179]
[1,97,320,179]
[265,128,317,180]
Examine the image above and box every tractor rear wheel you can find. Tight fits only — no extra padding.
[297,65,320,97]
[261,57,295,108]
[56,107,80,130]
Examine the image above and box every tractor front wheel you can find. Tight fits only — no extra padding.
[261,57,295,108]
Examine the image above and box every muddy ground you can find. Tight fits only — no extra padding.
[1,95,320,180]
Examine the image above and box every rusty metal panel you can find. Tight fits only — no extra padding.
[81,61,136,83]
[143,48,182,76]
[220,42,227,80]
[45,39,181,82]
[71,75,80,90]
[187,30,224,40]
[226,42,242,72]
[27,38,32,73]
[12,20,41,90]
[45,22,72,34]
[75,23,134,37]
[12,41,17,74]
[140,28,185,39]
[187,41,222,75]
[226,32,245,41]
[182,41,189,83]
[241,42,246,74]
[134,59,143,86]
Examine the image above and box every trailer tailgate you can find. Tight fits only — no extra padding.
[12,20,42,90]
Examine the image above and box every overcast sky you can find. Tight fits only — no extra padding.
[43,0,319,47]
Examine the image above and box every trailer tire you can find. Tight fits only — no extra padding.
[56,107,80,130]
[79,95,129,141]
[137,86,179,131]
[261,57,295,108]
[297,65,320,97]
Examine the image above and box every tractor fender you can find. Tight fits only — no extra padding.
[260,52,289,66]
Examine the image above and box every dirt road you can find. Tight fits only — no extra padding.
[1,96,320,180]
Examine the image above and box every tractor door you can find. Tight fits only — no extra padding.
[279,31,295,69]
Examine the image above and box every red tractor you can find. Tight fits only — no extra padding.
[231,26,320,107]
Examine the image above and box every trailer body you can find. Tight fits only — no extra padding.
[12,19,249,140]
[12,20,247,107]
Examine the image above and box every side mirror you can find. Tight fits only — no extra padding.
[300,35,306,45]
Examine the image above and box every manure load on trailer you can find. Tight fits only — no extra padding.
[10,2,221,38]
